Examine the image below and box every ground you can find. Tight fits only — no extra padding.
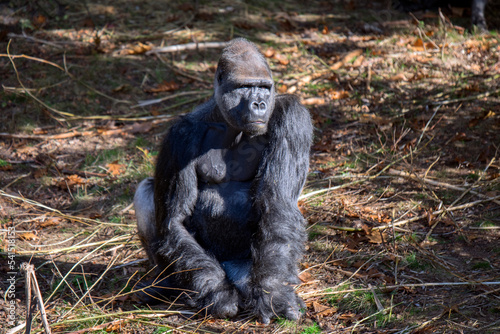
[0,0,499,333]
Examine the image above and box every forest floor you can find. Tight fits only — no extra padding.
[1,0,499,333]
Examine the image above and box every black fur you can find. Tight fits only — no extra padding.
[134,38,313,323]
[395,0,488,30]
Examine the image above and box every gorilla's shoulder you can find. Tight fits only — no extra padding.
[272,94,312,132]
[163,114,211,160]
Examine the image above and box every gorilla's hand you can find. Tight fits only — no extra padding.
[195,281,240,318]
[250,281,304,324]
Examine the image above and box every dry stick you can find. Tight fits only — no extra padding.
[0,190,129,227]
[0,130,94,140]
[387,168,500,206]
[303,281,500,298]
[133,90,212,108]
[21,263,52,334]
[1,49,131,120]
[52,309,187,327]
[425,157,496,240]
[413,286,500,332]
[325,194,500,232]
[60,256,120,319]
[155,53,211,84]
[146,41,230,55]
[430,87,500,105]
[300,128,438,201]
[65,318,131,334]
[4,42,73,118]
[46,235,130,305]
[7,32,66,49]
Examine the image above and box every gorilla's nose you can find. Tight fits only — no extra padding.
[250,101,267,116]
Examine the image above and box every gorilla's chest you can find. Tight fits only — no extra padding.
[196,126,267,184]
[189,126,267,260]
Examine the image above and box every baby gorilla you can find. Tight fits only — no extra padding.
[134,38,312,323]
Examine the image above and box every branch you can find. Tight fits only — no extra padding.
[146,41,229,55]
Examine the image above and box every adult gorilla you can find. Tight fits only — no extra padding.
[134,38,313,323]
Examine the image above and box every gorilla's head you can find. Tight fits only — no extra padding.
[214,38,275,136]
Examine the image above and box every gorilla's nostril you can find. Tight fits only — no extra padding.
[259,102,267,111]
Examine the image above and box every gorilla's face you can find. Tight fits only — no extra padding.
[214,39,275,136]
[216,78,275,136]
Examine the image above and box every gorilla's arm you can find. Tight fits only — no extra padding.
[154,117,239,317]
[250,95,313,323]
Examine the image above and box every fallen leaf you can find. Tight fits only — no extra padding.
[126,122,154,134]
[312,301,337,317]
[338,312,357,320]
[145,80,180,93]
[106,162,126,176]
[326,89,349,100]
[19,232,39,241]
[343,49,363,64]
[38,217,62,228]
[359,114,392,126]
[298,271,314,283]
[367,231,388,244]
[302,97,325,105]
[57,174,86,189]
[273,53,289,65]
[67,174,86,186]
[389,72,408,81]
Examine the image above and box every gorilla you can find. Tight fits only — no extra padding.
[134,38,313,323]
[395,0,488,30]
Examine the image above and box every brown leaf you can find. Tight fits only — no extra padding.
[263,47,276,58]
[277,84,288,94]
[327,89,349,100]
[343,49,363,64]
[57,174,86,189]
[145,80,180,93]
[302,97,325,105]
[389,72,408,81]
[312,301,337,317]
[106,162,125,176]
[38,217,62,228]
[127,42,152,55]
[273,53,289,65]
[359,114,391,126]
[298,271,314,283]
[126,122,154,134]
[367,231,388,244]
[338,312,357,320]
[19,232,39,241]
[67,174,86,185]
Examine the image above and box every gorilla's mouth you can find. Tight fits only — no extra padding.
[249,120,266,127]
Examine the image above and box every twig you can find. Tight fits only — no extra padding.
[302,281,500,298]
[155,53,211,84]
[5,323,26,334]
[5,41,73,118]
[146,41,229,55]
[387,168,500,205]
[21,263,52,334]
[7,32,65,49]
[430,87,500,105]
[0,130,94,140]
[325,194,500,232]
[65,318,131,334]
[0,190,129,227]
[133,90,211,108]
[2,173,31,190]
